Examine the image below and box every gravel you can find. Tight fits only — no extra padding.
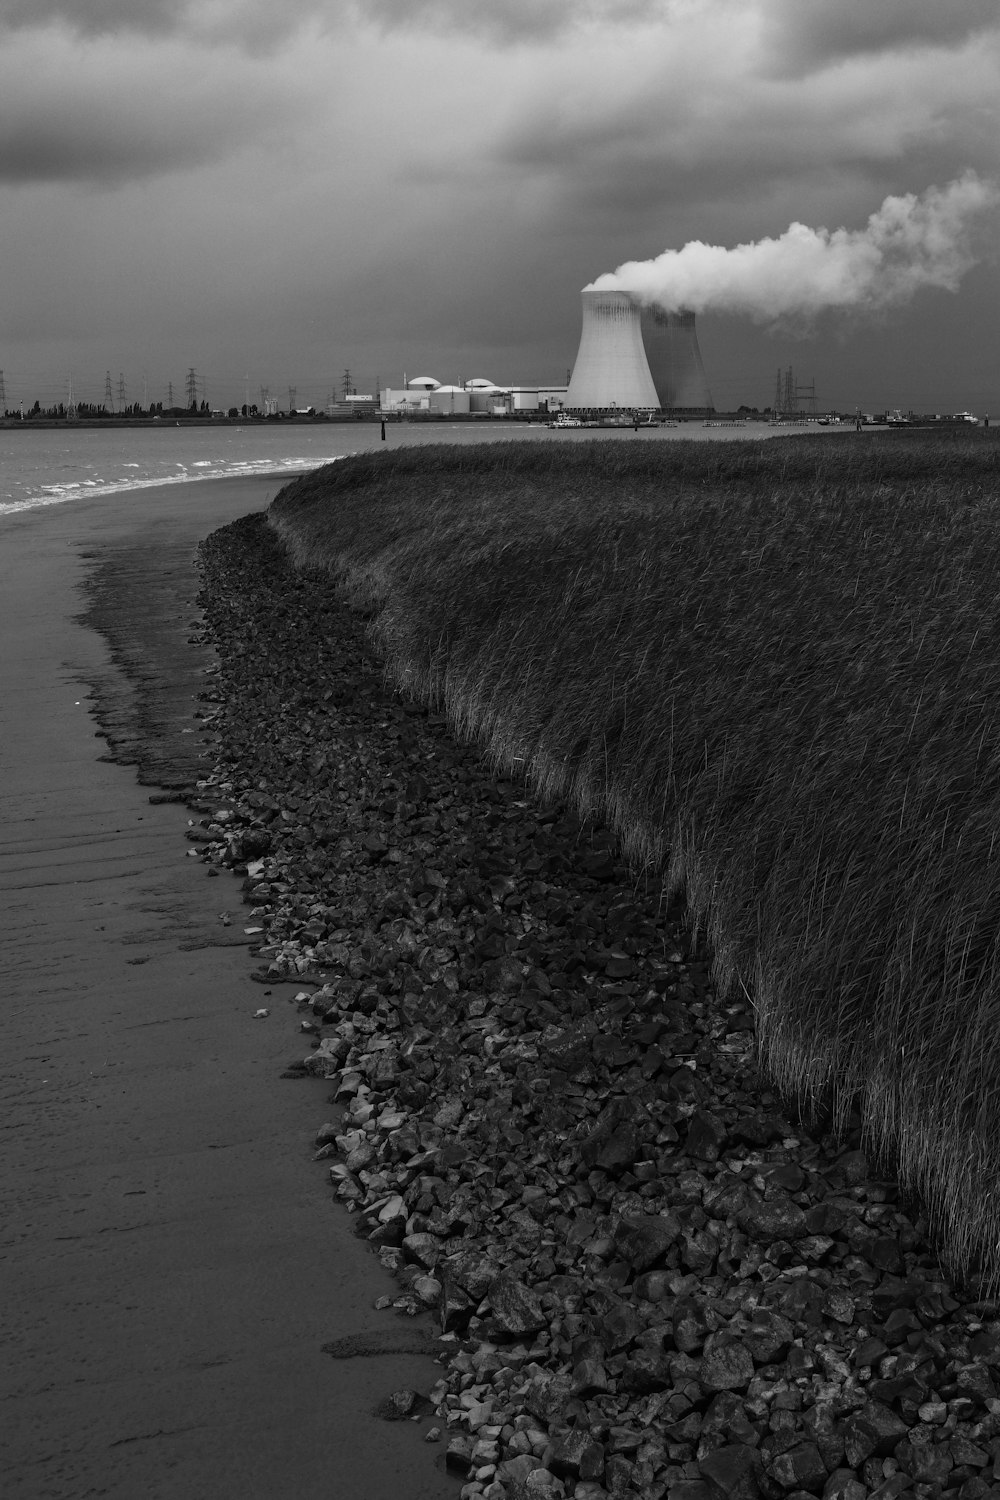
[182,511,1000,1500]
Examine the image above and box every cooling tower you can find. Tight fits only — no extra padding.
[565,289,660,410]
[641,306,714,412]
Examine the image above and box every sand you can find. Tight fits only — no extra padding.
[0,478,453,1499]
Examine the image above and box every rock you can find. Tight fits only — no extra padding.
[685,1109,728,1161]
[547,1428,605,1481]
[595,1122,642,1175]
[699,1337,755,1393]
[594,1300,643,1352]
[497,1455,538,1489]
[674,1296,711,1353]
[613,1211,682,1271]
[899,1436,954,1486]
[375,1387,423,1420]
[490,1273,547,1337]
[767,1442,827,1491]
[699,1442,763,1499]
[439,1279,474,1332]
[447,1433,476,1473]
[571,1355,611,1397]
[633,1268,672,1302]
[736,1196,807,1244]
[403,1232,442,1268]
[743,1310,794,1365]
[412,1274,442,1308]
[621,1346,673,1393]
[841,1402,909,1465]
[521,1468,566,1499]
[445,1250,498,1303]
[523,1371,573,1425]
[821,1472,867,1500]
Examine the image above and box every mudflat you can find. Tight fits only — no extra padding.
[0,479,452,1499]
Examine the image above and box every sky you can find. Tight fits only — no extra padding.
[1,0,998,414]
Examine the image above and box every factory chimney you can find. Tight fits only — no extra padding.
[565,289,660,410]
[641,307,714,413]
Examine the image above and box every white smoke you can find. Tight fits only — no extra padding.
[588,171,999,321]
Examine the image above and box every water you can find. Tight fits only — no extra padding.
[0,418,824,519]
[0,423,375,516]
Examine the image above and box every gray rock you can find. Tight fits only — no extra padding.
[699,1442,763,1499]
[547,1428,605,1481]
[767,1441,827,1491]
[736,1195,808,1244]
[699,1337,755,1393]
[490,1272,547,1337]
[685,1109,728,1161]
[674,1296,711,1353]
[841,1402,909,1465]
[613,1211,682,1270]
[743,1310,794,1365]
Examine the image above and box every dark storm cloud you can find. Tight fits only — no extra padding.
[0,24,308,185]
[0,0,180,34]
[0,0,331,49]
[0,112,225,186]
[489,4,1000,232]
[763,0,1000,72]
[350,0,668,46]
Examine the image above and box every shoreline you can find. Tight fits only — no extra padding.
[190,509,1000,1500]
[0,475,453,1499]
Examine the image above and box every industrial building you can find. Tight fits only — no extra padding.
[380,377,568,417]
[563,288,715,415]
[564,289,660,411]
[641,307,714,414]
[376,287,716,418]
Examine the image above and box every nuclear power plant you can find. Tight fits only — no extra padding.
[377,285,718,420]
[564,288,714,414]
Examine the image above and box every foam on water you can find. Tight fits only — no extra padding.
[0,445,348,517]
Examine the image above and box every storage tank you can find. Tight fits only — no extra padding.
[428,385,471,415]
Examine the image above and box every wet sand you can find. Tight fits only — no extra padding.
[0,478,453,1498]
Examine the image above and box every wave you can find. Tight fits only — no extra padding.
[0,454,346,518]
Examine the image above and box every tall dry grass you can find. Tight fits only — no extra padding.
[269,430,1000,1288]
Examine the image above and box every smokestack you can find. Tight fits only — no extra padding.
[565,288,660,410]
[641,307,714,412]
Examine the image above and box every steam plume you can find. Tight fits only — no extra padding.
[588,172,998,321]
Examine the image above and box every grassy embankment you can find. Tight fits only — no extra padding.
[269,431,1000,1288]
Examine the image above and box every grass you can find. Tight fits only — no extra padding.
[269,428,1000,1289]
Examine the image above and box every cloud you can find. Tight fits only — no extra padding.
[0,0,334,51]
[762,0,1000,72]
[488,8,1000,254]
[346,0,676,46]
[0,0,181,35]
[0,25,316,184]
[588,172,1000,323]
